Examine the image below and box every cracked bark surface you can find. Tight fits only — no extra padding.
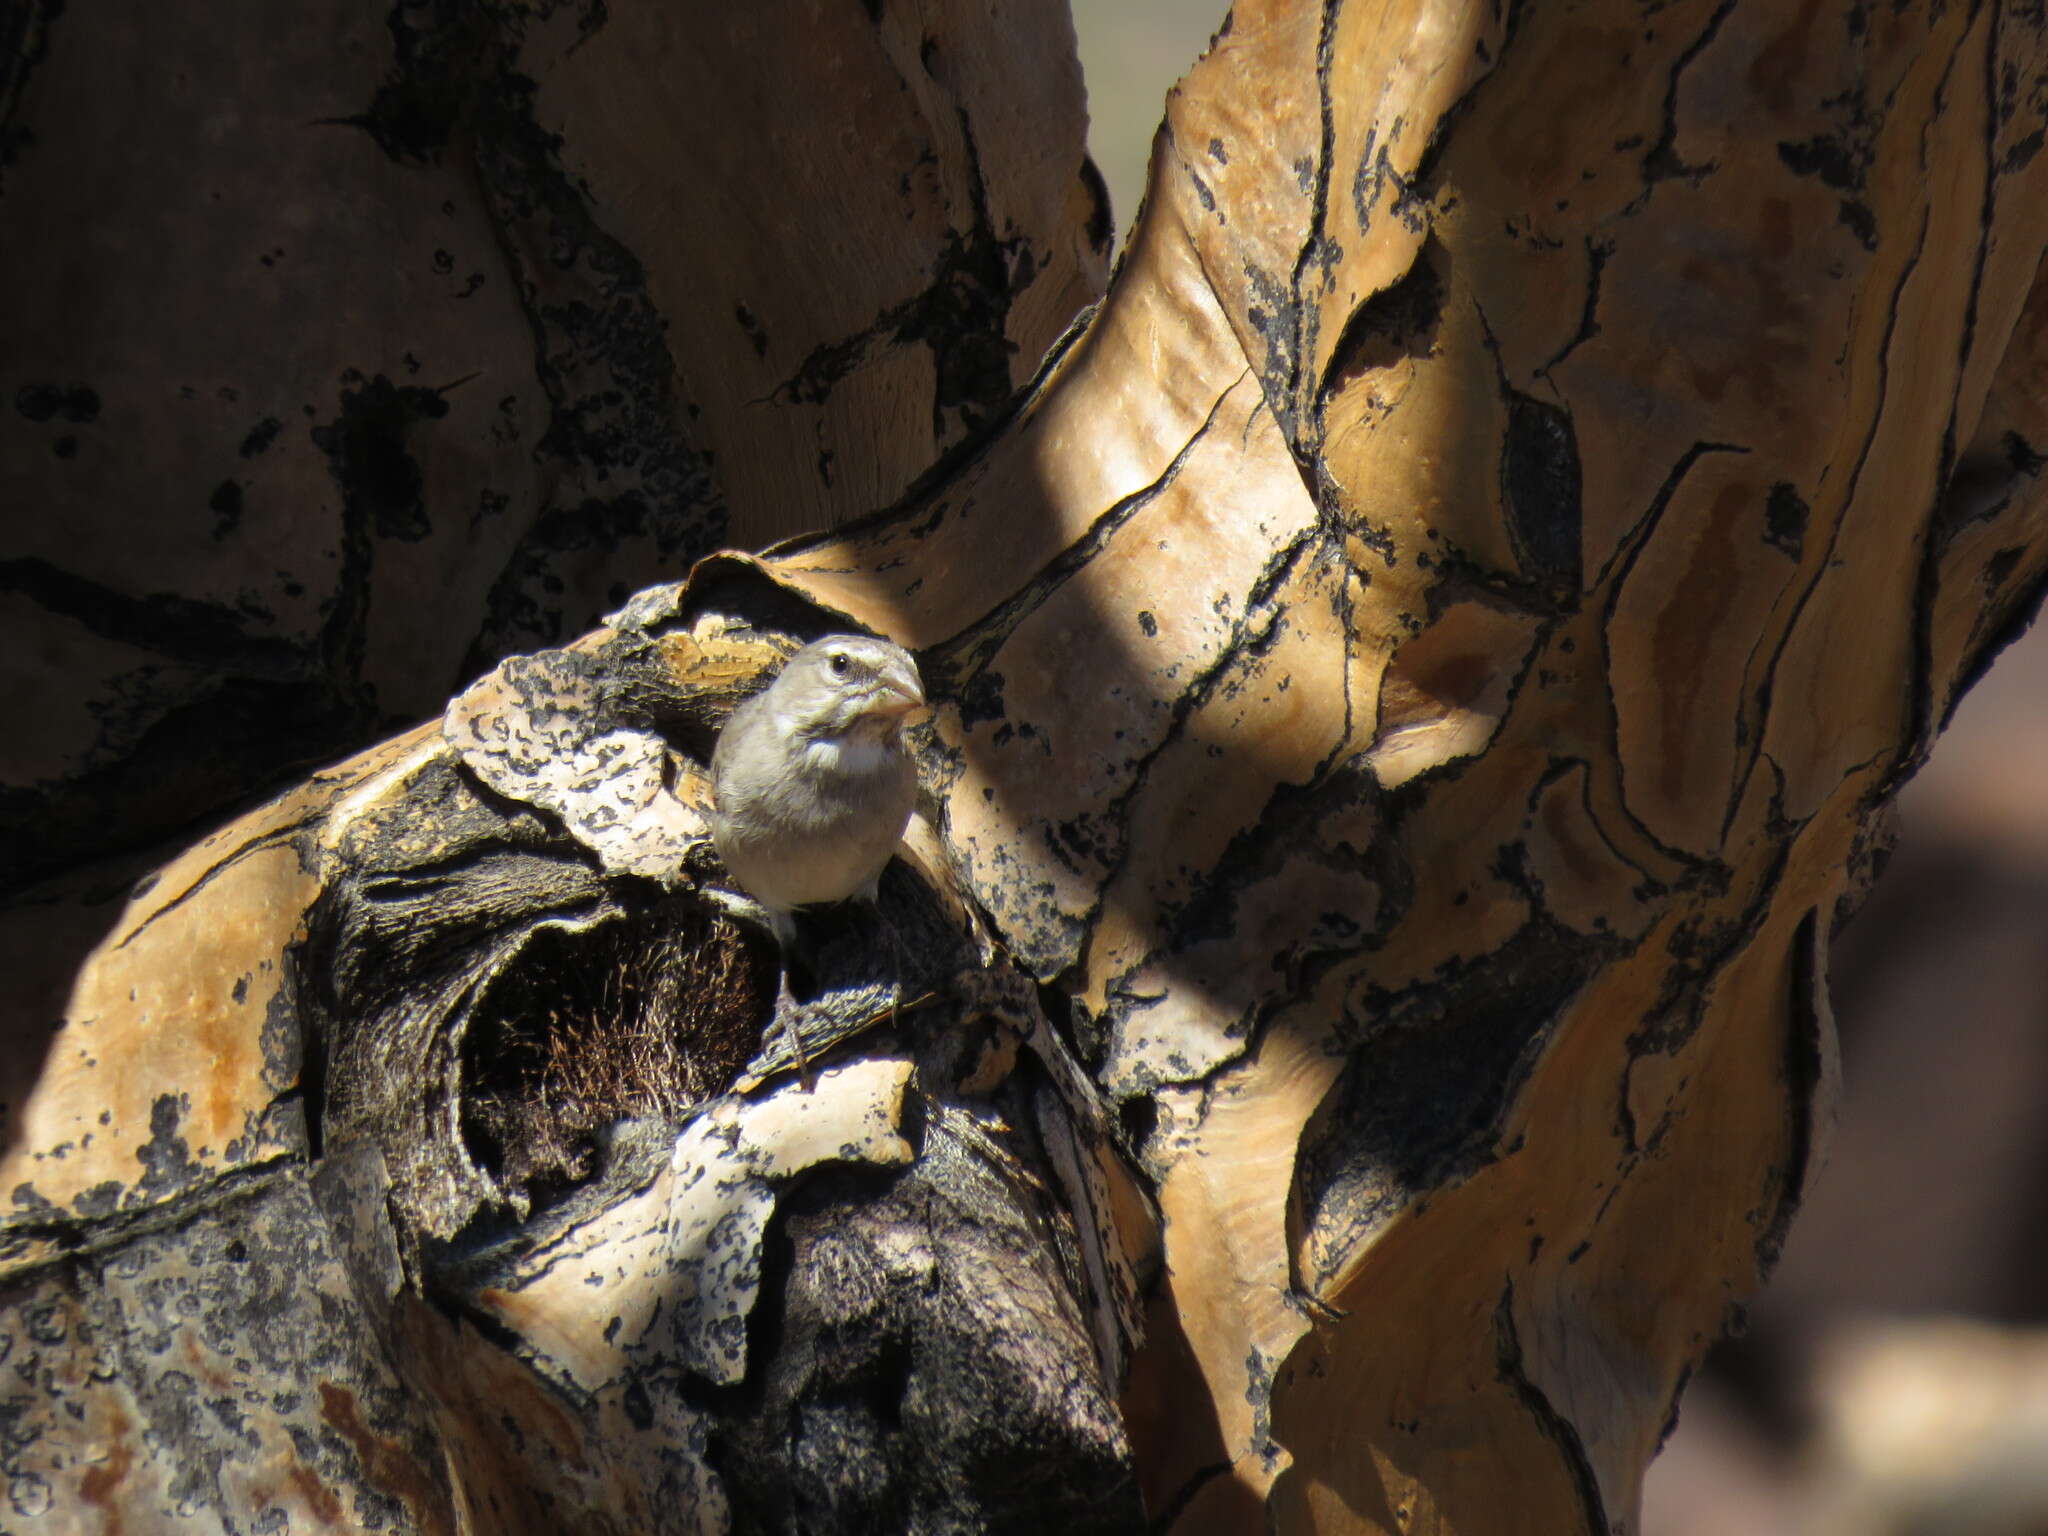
[4,0,2048,1531]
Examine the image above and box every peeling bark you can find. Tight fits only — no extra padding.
[4,0,2048,1532]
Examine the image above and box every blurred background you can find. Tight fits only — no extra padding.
[1069,5,2048,1531]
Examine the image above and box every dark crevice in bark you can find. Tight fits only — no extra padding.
[1032,520,1324,987]
[1589,437,1749,871]
[0,1155,304,1284]
[1942,560,2048,731]
[1640,0,1739,187]
[1317,239,1446,402]
[920,375,1247,693]
[109,821,323,953]
[1536,239,1612,380]
[0,682,378,902]
[1499,391,1585,593]
[706,1110,1142,1535]
[1143,1462,1231,1535]
[765,299,1104,571]
[1494,1280,1612,1536]
[1279,0,1344,450]
[1727,207,1929,830]
[1907,0,2005,769]
[1079,154,1115,256]
[1755,907,1826,1277]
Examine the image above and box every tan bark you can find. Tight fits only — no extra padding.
[4,0,2048,1531]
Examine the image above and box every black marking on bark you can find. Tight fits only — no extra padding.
[0,1159,305,1285]
[1056,525,1326,979]
[1625,835,1790,1092]
[1537,239,1611,379]
[734,303,769,359]
[1641,0,1738,185]
[2007,430,2047,476]
[1755,908,1824,1276]
[1494,1280,1611,1536]
[1763,483,1808,558]
[1500,392,1584,590]
[0,557,301,676]
[1099,720,1398,1075]
[134,1093,204,1204]
[1655,1363,1694,1453]
[1775,72,1885,248]
[767,109,1029,444]
[1277,0,1343,449]
[13,382,99,423]
[238,416,284,458]
[329,0,492,163]
[461,59,723,669]
[1381,3,1508,228]
[1837,199,1878,251]
[260,978,302,1095]
[1523,757,1659,912]
[207,479,244,539]
[1300,919,1607,1277]
[311,373,449,544]
[1776,133,1867,191]
[0,0,63,190]
[1241,257,1304,447]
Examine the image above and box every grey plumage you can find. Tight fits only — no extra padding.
[709,634,924,939]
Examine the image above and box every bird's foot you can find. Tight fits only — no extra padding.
[772,972,816,1091]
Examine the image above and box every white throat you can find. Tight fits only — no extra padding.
[803,732,892,777]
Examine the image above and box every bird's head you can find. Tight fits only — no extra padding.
[770,634,926,742]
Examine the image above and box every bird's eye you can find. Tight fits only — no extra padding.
[829,652,850,676]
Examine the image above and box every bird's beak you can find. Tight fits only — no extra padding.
[873,657,927,719]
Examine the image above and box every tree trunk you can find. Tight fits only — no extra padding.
[4,0,2047,1533]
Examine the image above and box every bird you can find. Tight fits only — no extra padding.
[709,634,925,1072]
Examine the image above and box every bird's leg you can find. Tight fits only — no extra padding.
[769,908,818,1091]
[774,959,815,1091]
